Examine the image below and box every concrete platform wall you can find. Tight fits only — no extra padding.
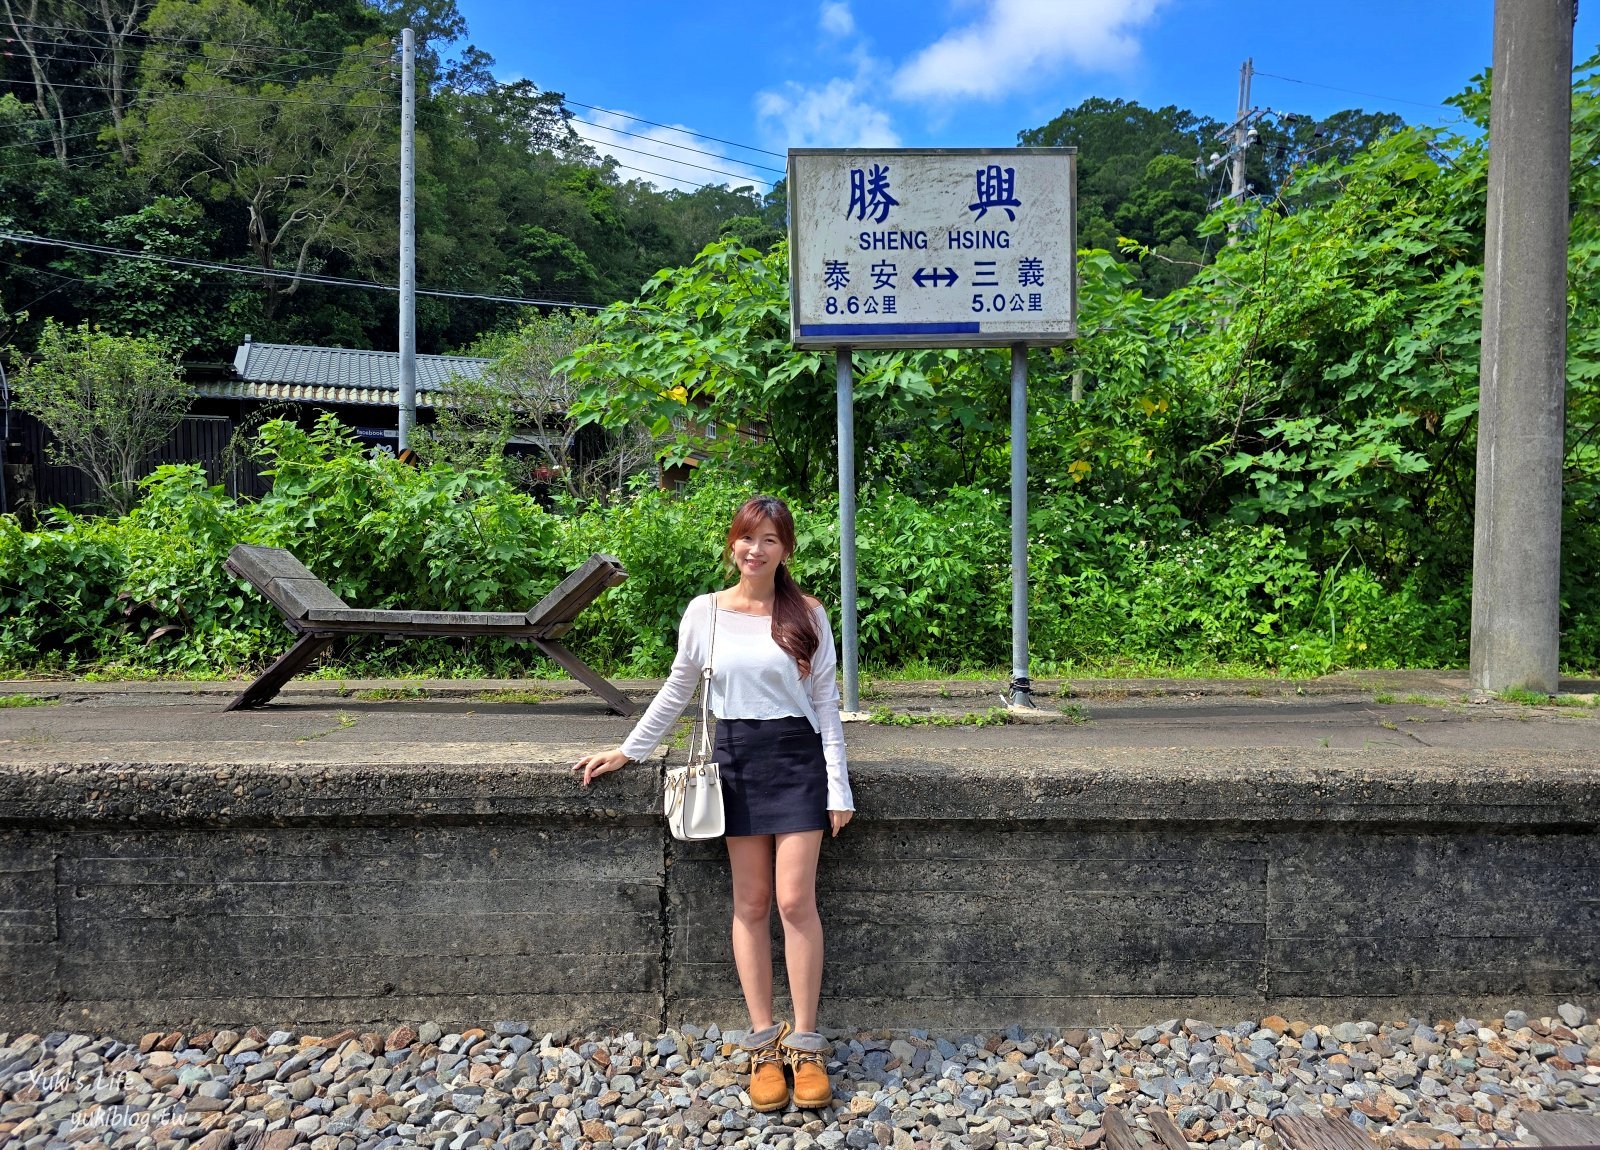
[2,752,1597,1037]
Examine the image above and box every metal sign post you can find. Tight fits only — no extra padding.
[836,348,860,711]
[1009,344,1031,706]
[788,148,1076,709]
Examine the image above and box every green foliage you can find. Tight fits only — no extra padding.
[415,310,656,498]
[0,0,780,355]
[131,0,397,321]
[10,321,190,514]
[565,238,1031,499]
[867,707,1013,728]
[4,34,1600,682]
[0,441,1494,680]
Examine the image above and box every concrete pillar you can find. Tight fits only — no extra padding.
[1470,0,1574,694]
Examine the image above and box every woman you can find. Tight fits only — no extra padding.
[573,494,854,1113]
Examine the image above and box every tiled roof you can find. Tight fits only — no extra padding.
[197,340,492,408]
[195,380,448,408]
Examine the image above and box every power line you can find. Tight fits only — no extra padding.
[0,122,112,151]
[5,43,398,94]
[1,74,395,111]
[1251,70,1455,112]
[566,113,785,175]
[603,157,769,192]
[0,230,611,310]
[5,43,396,94]
[4,25,394,62]
[572,131,776,186]
[561,97,786,160]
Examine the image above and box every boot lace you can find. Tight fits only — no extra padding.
[751,1042,785,1073]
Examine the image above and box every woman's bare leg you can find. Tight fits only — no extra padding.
[773,829,825,1033]
[725,834,777,1029]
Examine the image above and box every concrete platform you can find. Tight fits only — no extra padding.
[1,674,1597,1039]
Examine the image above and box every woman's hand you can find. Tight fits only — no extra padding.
[829,809,853,837]
[573,748,630,787]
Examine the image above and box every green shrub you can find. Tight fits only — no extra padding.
[0,416,1592,679]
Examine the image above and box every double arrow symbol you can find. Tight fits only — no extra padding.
[912,266,959,288]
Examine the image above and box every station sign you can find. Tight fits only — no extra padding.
[787,148,1077,349]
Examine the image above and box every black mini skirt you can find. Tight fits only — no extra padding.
[713,715,829,836]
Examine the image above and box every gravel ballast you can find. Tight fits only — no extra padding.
[2,1008,1597,1150]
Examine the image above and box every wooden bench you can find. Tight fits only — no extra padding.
[1104,1106,1196,1150]
[1104,1106,1381,1150]
[224,544,637,715]
[1521,1112,1600,1148]
[1101,1104,1600,1150]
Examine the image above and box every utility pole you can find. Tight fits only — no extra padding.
[1230,58,1253,216]
[396,27,417,451]
[1198,59,1264,245]
[1469,0,1574,695]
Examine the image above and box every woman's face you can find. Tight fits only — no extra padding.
[731,516,789,579]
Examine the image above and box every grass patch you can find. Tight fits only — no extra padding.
[867,706,1013,728]
[473,687,561,705]
[1491,687,1598,707]
[352,686,430,701]
[0,693,57,708]
[79,666,221,682]
[1057,702,1090,724]
[1373,691,1397,704]
[863,656,1328,683]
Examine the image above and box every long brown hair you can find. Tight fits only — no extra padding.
[724,495,821,677]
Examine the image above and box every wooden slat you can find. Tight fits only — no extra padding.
[1273,1115,1380,1150]
[227,544,321,585]
[1523,1112,1600,1147]
[302,607,417,625]
[405,610,529,627]
[302,608,529,629]
[226,633,333,711]
[1146,1110,1194,1150]
[263,576,349,618]
[525,553,626,632]
[536,638,637,716]
[1103,1107,1147,1150]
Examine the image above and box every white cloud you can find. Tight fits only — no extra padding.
[568,109,776,193]
[756,60,901,148]
[893,0,1166,102]
[820,1,855,37]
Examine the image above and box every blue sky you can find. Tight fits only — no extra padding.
[454,0,1600,194]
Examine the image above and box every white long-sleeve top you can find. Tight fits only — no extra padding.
[618,591,854,811]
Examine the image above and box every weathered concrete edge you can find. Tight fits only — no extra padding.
[2,748,1598,829]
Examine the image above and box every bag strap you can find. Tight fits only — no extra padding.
[697,593,717,761]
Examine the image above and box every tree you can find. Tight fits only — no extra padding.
[1020,97,1223,293]
[415,310,657,499]
[130,0,397,319]
[11,320,190,512]
[562,238,1030,498]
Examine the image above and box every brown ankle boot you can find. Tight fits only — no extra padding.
[783,1038,833,1110]
[744,1022,790,1112]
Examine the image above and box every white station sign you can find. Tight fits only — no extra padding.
[787,148,1077,349]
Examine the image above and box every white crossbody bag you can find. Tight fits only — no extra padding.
[664,595,726,841]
